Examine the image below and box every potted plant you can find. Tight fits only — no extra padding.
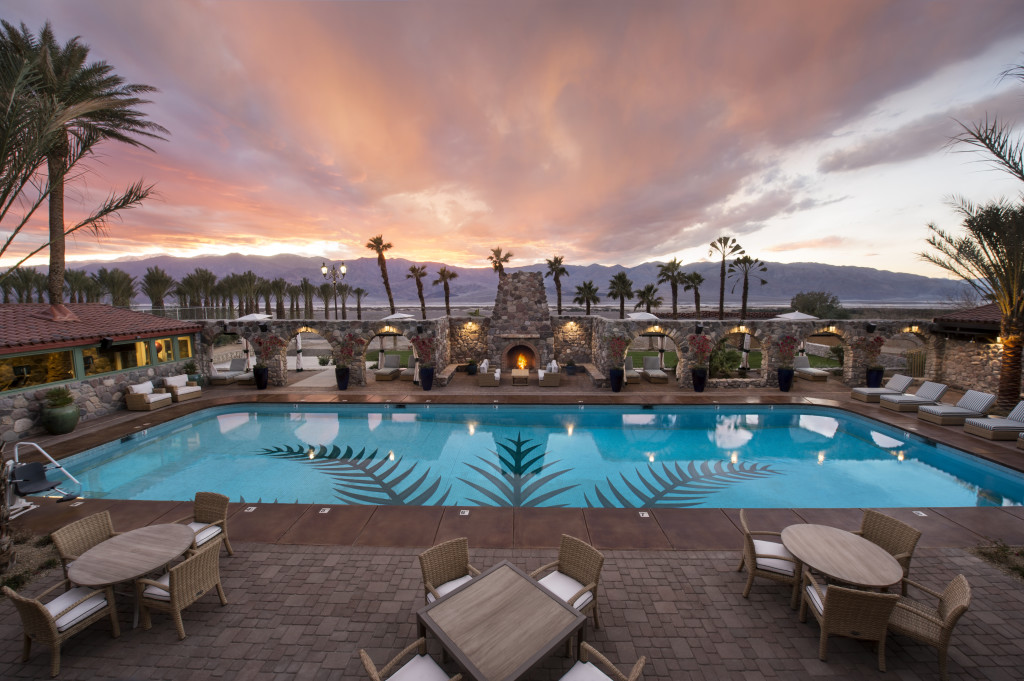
[687,333,713,392]
[466,358,478,376]
[251,335,287,390]
[564,358,577,376]
[853,335,887,388]
[775,335,800,392]
[333,333,367,390]
[410,335,436,391]
[606,336,630,392]
[182,360,202,386]
[41,386,79,435]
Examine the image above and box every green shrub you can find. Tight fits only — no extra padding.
[44,387,73,408]
[709,343,741,378]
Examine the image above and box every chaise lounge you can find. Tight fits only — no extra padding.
[963,401,1024,440]
[125,381,173,411]
[623,356,640,384]
[374,353,401,381]
[640,356,668,383]
[209,358,251,385]
[917,390,997,426]
[850,374,914,402]
[879,381,948,412]
[794,355,828,381]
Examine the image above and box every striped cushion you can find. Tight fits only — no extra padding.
[956,390,996,413]
[964,416,1024,431]
[884,374,914,392]
[1008,401,1024,422]
[914,382,948,402]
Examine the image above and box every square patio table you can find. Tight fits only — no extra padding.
[417,560,586,681]
[511,369,529,386]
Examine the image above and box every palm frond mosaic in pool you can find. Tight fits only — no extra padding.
[59,404,1024,508]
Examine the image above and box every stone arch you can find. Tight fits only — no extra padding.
[803,325,854,384]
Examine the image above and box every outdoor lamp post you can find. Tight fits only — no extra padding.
[321,261,347,320]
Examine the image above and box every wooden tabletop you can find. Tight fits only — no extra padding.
[68,523,195,587]
[418,561,585,681]
[781,524,903,588]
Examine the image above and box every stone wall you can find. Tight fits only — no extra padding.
[937,337,1002,393]
[486,272,555,367]
[447,317,490,363]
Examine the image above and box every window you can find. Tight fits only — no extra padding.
[0,351,75,393]
[83,341,151,376]
[154,337,173,363]
[176,336,193,360]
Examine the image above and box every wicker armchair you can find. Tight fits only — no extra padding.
[360,637,462,681]
[855,510,921,592]
[888,575,971,681]
[173,491,234,556]
[3,580,120,677]
[136,538,227,640]
[51,511,118,583]
[558,642,646,681]
[530,534,604,629]
[736,509,802,608]
[418,537,480,604]
[799,572,899,671]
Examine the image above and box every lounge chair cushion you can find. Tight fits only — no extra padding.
[425,574,474,603]
[142,573,171,601]
[165,374,188,389]
[794,356,829,380]
[188,521,223,547]
[479,359,489,373]
[880,381,947,405]
[45,586,109,632]
[539,570,593,610]
[919,391,996,419]
[753,539,797,576]
[538,369,545,381]
[965,402,1024,431]
[851,374,914,400]
[804,583,829,616]
[174,385,202,397]
[387,654,451,681]
[134,391,172,405]
[128,381,155,395]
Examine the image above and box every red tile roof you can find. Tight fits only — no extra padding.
[0,304,202,355]
[933,302,1002,326]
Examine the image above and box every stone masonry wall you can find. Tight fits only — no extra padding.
[486,272,554,366]
[938,338,1002,394]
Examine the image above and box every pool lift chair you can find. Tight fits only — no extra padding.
[2,442,80,519]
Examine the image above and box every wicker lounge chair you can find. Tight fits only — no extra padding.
[623,356,640,384]
[136,538,227,640]
[173,491,234,556]
[125,380,173,411]
[736,509,802,608]
[854,510,921,593]
[794,355,828,381]
[3,580,120,677]
[917,390,997,425]
[964,401,1024,440]
[799,572,899,671]
[418,537,480,604]
[374,353,402,381]
[1018,431,1024,450]
[888,575,971,681]
[640,356,668,383]
[557,642,646,681]
[538,368,561,387]
[164,374,202,402]
[850,374,914,402]
[209,358,250,385]
[478,367,500,386]
[51,511,118,583]
[360,637,461,681]
[530,534,604,630]
[879,381,948,412]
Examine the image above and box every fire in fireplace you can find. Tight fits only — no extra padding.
[502,344,536,370]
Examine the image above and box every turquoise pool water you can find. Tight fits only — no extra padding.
[57,404,1024,508]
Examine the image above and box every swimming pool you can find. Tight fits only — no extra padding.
[57,404,1024,508]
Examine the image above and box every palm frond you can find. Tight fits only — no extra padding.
[585,460,777,508]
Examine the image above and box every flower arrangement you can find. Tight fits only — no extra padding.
[775,335,800,368]
[334,333,367,365]
[252,334,288,369]
[606,336,630,362]
[687,334,713,366]
[852,335,886,369]
[410,335,436,368]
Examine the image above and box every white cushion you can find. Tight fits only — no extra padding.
[494,369,500,379]
[188,521,223,547]
[805,583,828,615]
[642,356,660,371]
[165,374,188,388]
[426,574,473,603]
[753,539,795,576]
[129,381,154,395]
[45,586,108,632]
[539,570,593,610]
[479,359,489,372]
[389,653,451,681]
[143,392,173,404]
[142,573,171,601]
[560,660,614,681]
[174,385,202,396]
[537,370,546,381]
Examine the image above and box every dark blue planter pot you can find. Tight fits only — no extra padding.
[420,366,435,391]
[777,368,795,393]
[692,368,708,393]
[866,368,885,388]
[610,368,625,392]
[335,366,350,390]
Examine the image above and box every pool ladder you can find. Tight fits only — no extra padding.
[2,441,82,519]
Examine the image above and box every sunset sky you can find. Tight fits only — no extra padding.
[4,0,1024,277]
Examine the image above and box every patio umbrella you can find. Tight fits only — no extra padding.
[295,334,303,372]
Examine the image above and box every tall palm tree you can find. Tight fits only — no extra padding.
[269,277,288,319]
[140,266,176,310]
[709,236,744,320]
[544,255,568,314]
[8,268,40,302]
[190,268,217,310]
[352,287,367,320]
[657,258,685,317]
[634,283,663,313]
[300,277,315,318]
[316,283,333,319]
[236,270,259,315]
[93,267,135,307]
[728,255,768,320]
[216,274,238,317]
[607,272,634,319]
[176,272,202,308]
[682,271,705,320]
[2,21,166,309]
[407,265,428,319]
[287,284,301,319]
[488,247,513,275]
[366,234,395,314]
[433,267,458,316]
[922,201,1024,410]
[338,283,352,320]
[63,269,90,303]
[573,280,600,315]
[953,64,1024,184]
[258,278,273,316]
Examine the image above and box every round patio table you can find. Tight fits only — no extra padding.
[68,523,195,587]
[781,523,902,589]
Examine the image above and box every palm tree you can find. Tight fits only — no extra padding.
[953,64,1024,184]
[634,283,663,313]
[922,201,1024,410]
[236,271,259,315]
[338,283,352,320]
[266,278,286,319]
[407,265,428,319]
[352,287,367,320]
[316,283,333,319]
[63,269,91,303]
[92,267,136,307]
[216,274,238,317]
[366,234,396,314]
[8,268,40,302]
[682,271,705,319]
[259,278,273,316]
[488,247,513,275]
[287,284,301,319]
[573,280,600,315]
[2,21,166,309]
[728,255,768,320]
[433,267,458,316]
[300,277,315,318]
[190,268,217,310]
[709,236,744,319]
[140,266,176,310]
[657,258,685,316]
[607,272,634,319]
[544,255,569,314]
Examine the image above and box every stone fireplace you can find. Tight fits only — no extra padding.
[502,342,538,370]
[487,272,555,369]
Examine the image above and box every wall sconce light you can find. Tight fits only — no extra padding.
[380,325,397,335]
[465,321,477,331]
[865,322,877,333]
[417,325,424,334]
[259,323,268,332]
[695,323,704,335]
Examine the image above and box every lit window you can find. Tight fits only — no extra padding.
[0,351,75,392]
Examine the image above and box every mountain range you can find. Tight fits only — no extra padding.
[67,253,966,308]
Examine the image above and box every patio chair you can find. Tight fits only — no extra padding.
[557,642,646,681]
[136,538,228,640]
[374,353,402,381]
[4,580,120,677]
[917,390,996,425]
[478,367,500,387]
[164,374,202,403]
[799,572,899,671]
[794,355,828,382]
[125,380,173,411]
[51,511,118,583]
[854,510,921,593]
[360,637,461,681]
[850,373,914,402]
[418,537,480,604]
[888,574,971,681]
[172,491,234,556]
[964,401,1024,440]
[538,368,561,387]
[530,534,604,630]
[879,381,948,412]
[623,356,640,384]
[400,356,416,381]
[736,509,802,608]
[209,358,248,385]
[639,356,668,384]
